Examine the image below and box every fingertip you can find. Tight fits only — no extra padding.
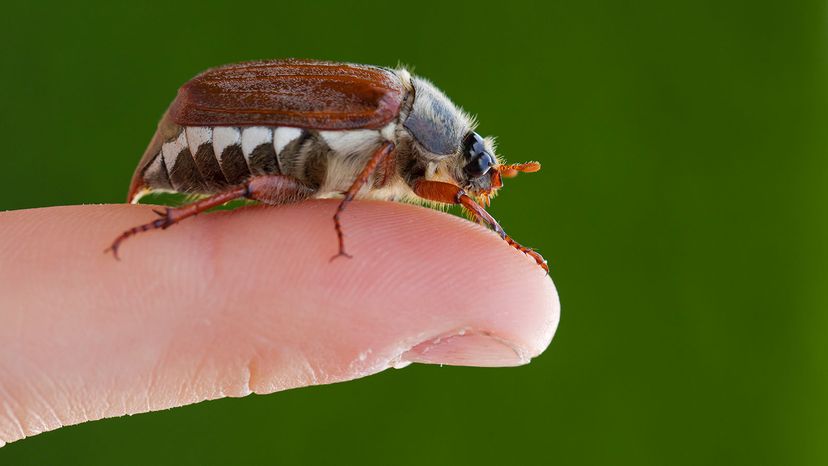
[0,201,559,445]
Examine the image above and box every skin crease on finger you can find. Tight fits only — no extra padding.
[0,200,560,446]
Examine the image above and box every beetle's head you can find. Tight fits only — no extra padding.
[456,131,540,206]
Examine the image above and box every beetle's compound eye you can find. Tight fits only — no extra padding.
[463,132,494,178]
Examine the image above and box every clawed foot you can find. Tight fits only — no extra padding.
[103,242,122,261]
[523,248,549,274]
[329,250,353,262]
[104,208,176,261]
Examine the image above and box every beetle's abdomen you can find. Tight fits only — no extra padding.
[129,109,397,203]
[134,124,316,199]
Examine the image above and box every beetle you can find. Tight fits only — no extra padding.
[108,59,547,271]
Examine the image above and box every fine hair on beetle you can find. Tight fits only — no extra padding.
[108,59,546,272]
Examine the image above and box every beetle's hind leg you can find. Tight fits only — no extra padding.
[106,175,315,259]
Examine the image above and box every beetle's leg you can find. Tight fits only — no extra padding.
[376,149,398,188]
[412,179,548,273]
[331,141,396,261]
[106,175,314,259]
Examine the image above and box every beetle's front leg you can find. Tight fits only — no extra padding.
[412,179,548,273]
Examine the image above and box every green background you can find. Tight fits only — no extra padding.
[1,1,825,464]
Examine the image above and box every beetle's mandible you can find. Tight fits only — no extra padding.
[108,59,547,271]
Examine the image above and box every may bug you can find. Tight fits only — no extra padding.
[108,59,546,271]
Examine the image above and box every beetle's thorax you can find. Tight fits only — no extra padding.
[387,70,477,188]
[401,75,473,159]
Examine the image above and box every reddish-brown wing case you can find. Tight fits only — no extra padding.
[168,59,405,130]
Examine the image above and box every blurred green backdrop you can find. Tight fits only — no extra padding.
[1,1,826,464]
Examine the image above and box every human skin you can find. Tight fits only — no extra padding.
[0,200,559,446]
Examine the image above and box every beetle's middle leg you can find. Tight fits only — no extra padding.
[331,141,396,261]
[107,174,315,259]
